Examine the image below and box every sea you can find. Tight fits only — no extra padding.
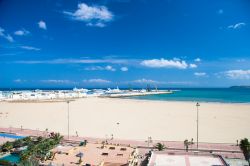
[1,88,250,103]
[129,88,250,103]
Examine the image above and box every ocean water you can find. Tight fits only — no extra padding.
[129,88,250,103]
[1,87,250,103]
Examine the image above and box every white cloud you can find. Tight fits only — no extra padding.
[141,58,188,69]
[14,29,30,36]
[131,79,195,86]
[0,27,14,42]
[84,66,104,71]
[105,65,116,71]
[86,22,106,28]
[5,34,14,42]
[20,46,41,51]
[224,70,250,79]
[228,22,246,29]
[189,64,197,68]
[83,79,111,83]
[41,80,73,84]
[133,78,158,84]
[38,20,47,30]
[16,58,128,64]
[84,65,116,71]
[194,58,201,62]
[120,67,128,71]
[194,72,207,77]
[64,3,113,27]
[14,79,26,83]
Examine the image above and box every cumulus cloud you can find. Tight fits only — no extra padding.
[120,67,128,71]
[0,27,14,42]
[14,29,30,36]
[20,46,41,51]
[83,79,111,83]
[189,64,197,68]
[38,20,47,30]
[141,58,188,69]
[194,58,201,62]
[228,22,246,29]
[194,72,207,77]
[64,3,113,27]
[224,70,250,79]
[105,65,116,71]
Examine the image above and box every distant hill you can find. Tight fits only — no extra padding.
[230,86,250,89]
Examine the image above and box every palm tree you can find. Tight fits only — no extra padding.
[154,143,166,151]
[240,138,250,165]
[50,133,63,144]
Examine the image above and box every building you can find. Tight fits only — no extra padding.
[148,151,228,166]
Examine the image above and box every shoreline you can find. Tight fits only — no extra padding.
[119,97,250,105]
[1,96,250,105]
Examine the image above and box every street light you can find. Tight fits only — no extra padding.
[67,100,70,140]
[117,122,119,137]
[196,102,200,151]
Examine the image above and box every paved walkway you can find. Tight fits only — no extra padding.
[0,127,244,159]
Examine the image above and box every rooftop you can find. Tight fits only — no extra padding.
[43,143,135,166]
[148,152,227,166]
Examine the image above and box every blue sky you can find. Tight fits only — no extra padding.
[0,0,250,88]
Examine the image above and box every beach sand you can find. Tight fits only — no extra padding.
[0,98,250,143]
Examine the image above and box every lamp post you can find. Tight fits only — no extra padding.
[67,100,70,140]
[196,102,200,151]
[116,122,120,140]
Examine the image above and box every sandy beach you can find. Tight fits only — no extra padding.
[0,98,250,143]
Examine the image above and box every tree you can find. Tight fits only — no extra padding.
[49,133,63,144]
[1,141,13,152]
[154,143,166,151]
[240,138,250,165]
[13,139,24,148]
[19,157,39,166]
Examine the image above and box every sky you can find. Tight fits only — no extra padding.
[0,0,250,88]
